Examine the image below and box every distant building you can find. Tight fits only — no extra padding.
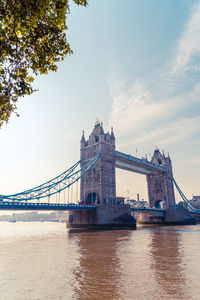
[177,201,187,209]
[0,211,68,222]
[105,197,125,205]
[191,196,200,201]
[189,196,200,209]
[127,199,148,208]
[126,199,137,206]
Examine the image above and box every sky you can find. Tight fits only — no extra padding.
[0,0,200,203]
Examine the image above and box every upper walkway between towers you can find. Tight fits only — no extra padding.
[115,151,166,175]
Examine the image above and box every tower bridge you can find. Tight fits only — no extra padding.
[80,120,175,211]
[0,121,197,228]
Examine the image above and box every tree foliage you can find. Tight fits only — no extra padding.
[0,0,87,127]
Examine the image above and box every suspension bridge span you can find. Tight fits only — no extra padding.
[0,121,197,227]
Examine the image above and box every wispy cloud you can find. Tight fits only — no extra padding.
[119,116,200,148]
[171,1,200,76]
[108,1,200,149]
[109,75,200,138]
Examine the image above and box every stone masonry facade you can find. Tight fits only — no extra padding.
[146,149,176,209]
[80,121,116,204]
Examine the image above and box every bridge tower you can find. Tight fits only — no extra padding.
[146,148,175,209]
[80,120,116,204]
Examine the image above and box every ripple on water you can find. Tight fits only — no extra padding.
[0,223,199,300]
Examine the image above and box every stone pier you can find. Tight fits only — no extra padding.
[164,208,196,225]
[67,204,136,229]
[137,208,196,225]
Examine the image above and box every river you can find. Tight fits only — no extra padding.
[0,222,200,300]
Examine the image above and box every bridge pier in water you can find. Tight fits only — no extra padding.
[67,204,136,229]
[137,208,195,226]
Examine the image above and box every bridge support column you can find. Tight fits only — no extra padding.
[80,121,116,205]
[137,213,165,225]
[164,208,196,225]
[146,149,175,209]
[136,209,195,225]
[67,205,136,229]
[67,210,96,228]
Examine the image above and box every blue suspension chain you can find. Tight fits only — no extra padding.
[1,153,101,202]
[173,178,200,212]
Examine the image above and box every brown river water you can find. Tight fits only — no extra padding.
[0,222,200,300]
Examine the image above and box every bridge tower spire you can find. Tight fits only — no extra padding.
[80,121,116,204]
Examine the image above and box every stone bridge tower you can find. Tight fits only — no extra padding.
[80,121,116,204]
[146,148,175,209]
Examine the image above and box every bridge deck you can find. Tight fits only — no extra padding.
[115,151,166,175]
[0,202,96,211]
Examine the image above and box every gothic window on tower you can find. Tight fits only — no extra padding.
[87,147,96,158]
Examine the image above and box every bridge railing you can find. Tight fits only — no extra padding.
[0,201,97,211]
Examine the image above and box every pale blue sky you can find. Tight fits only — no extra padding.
[1,0,200,202]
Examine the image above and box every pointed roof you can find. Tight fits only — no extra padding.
[92,120,104,136]
[110,126,115,140]
[81,130,85,142]
[151,148,164,165]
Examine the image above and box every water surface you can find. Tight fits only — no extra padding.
[0,222,200,300]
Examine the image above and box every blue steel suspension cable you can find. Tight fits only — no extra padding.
[173,178,200,212]
[2,153,101,202]
[173,178,194,209]
[2,158,82,201]
[2,163,80,201]
[3,164,81,201]
[173,179,195,210]
[3,155,99,201]
[3,160,81,198]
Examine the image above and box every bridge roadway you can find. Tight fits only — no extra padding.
[0,201,165,217]
[0,201,96,211]
[115,151,166,175]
